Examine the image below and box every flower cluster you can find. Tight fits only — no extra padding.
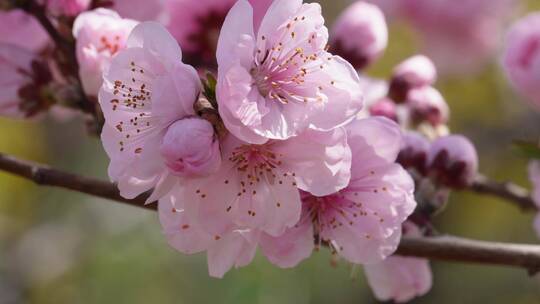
[4,0,539,303]
[96,0,418,280]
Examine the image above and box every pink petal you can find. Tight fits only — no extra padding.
[159,188,212,254]
[364,256,432,303]
[127,22,183,65]
[274,128,352,196]
[259,217,314,268]
[216,0,255,72]
[207,229,259,278]
[304,55,364,131]
[347,117,403,163]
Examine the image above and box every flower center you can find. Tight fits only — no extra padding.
[98,35,121,55]
[229,144,284,179]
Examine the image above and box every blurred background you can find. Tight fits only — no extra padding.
[1,0,540,303]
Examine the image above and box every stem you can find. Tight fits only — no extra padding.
[469,175,536,211]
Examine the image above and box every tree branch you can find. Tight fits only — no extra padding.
[469,175,536,211]
[2,152,540,273]
[0,152,153,210]
[397,235,540,274]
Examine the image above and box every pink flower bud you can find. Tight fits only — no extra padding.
[44,0,91,16]
[406,86,449,126]
[330,2,388,70]
[397,131,430,175]
[389,55,437,103]
[427,135,478,188]
[160,118,221,177]
[502,13,540,110]
[369,98,397,121]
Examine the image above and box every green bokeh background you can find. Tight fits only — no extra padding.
[1,1,540,303]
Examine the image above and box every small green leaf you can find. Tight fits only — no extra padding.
[202,72,218,108]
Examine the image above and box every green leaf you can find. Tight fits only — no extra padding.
[202,72,218,109]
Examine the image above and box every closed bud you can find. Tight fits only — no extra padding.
[160,118,221,177]
[427,135,478,188]
[407,86,449,127]
[389,55,437,103]
[397,131,430,176]
[330,2,388,70]
[369,98,397,122]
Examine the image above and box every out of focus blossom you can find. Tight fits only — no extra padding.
[407,86,449,127]
[73,8,138,96]
[502,13,540,110]
[397,131,430,175]
[0,44,52,118]
[111,0,166,22]
[44,0,91,16]
[364,222,432,303]
[0,10,49,52]
[369,98,397,121]
[99,22,202,201]
[160,118,221,177]
[389,55,436,103]
[427,135,478,188]
[165,0,236,69]
[528,161,540,237]
[376,0,517,75]
[330,1,388,70]
[216,0,363,144]
[262,117,416,266]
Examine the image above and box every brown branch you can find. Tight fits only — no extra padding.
[397,235,540,275]
[469,175,536,211]
[0,153,153,210]
[2,152,540,272]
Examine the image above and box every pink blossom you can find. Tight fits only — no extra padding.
[406,86,449,126]
[389,55,436,102]
[73,8,138,96]
[364,222,432,303]
[216,0,363,144]
[262,117,416,266]
[44,0,91,16]
[330,2,388,70]
[427,135,478,188]
[158,127,352,276]
[165,0,236,68]
[0,10,49,52]
[528,161,540,237]
[99,22,204,201]
[0,43,53,118]
[502,13,540,110]
[160,118,221,177]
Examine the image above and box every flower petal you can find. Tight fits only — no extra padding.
[274,128,352,196]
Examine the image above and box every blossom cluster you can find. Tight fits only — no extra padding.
[1,0,540,303]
